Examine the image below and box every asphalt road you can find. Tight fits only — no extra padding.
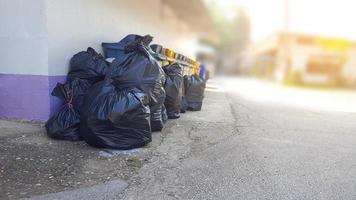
[2,78,356,200]
[121,78,356,200]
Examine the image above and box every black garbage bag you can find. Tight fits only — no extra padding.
[161,104,168,123]
[150,63,166,132]
[150,104,164,132]
[45,79,91,141]
[108,35,166,106]
[68,47,108,84]
[180,75,189,113]
[183,75,206,111]
[180,96,188,113]
[149,44,166,62]
[150,84,166,132]
[51,78,91,109]
[46,106,81,141]
[80,80,151,150]
[103,35,165,62]
[163,63,183,119]
[102,34,142,60]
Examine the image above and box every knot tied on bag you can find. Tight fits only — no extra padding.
[66,90,74,110]
[124,35,153,58]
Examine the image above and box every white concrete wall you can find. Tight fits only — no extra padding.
[0,0,199,76]
[47,0,198,76]
[0,0,48,75]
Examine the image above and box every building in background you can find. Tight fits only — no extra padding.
[0,0,216,121]
[244,32,356,86]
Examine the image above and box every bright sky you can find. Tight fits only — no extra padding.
[214,0,356,43]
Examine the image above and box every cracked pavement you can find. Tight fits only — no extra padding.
[120,78,356,200]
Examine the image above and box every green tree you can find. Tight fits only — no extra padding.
[207,2,251,73]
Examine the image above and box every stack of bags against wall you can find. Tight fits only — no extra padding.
[45,48,108,141]
[79,34,166,150]
[161,62,206,116]
[45,34,207,150]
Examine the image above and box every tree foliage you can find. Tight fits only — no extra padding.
[207,1,251,71]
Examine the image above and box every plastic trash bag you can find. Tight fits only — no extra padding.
[161,104,168,123]
[102,34,142,60]
[108,35,166,106]
[150,104,165,132]
[150,83,166,131]
[149,44,166,62]
[180,95,188,113]
[149,43,167,130]
[51,78,91,109]
[106,35,166,131]
[163,63,183,119]
[46,106,81,141]
[183,75,206,111]
[68,47,108,84]
[80,80,152,150]
[150,81,166,132]
[45,79,91,141]
[180,76,189,113]
[103,35,166,62]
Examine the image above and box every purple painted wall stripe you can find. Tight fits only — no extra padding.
[0,74,66,121]
[48,75,67,117]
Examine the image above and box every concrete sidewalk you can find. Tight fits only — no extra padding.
[0,80,229,200]
[0,118,153,199]
[0,117,171,199]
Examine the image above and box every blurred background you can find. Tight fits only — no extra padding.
[196,0,356,113]
[201,0,356,87]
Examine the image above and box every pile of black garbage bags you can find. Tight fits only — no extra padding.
[46,34,206,150]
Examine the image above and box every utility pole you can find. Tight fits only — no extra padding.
[284,0,290,31]
[282,0,291,82]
